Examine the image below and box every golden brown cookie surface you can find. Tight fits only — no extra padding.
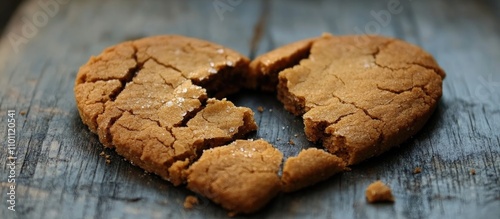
[251,34,445,165]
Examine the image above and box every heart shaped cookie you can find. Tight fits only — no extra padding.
[74,34,444,215]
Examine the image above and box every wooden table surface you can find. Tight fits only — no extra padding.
[1,0,499,218]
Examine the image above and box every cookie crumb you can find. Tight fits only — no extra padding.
[413,167,421,174]
[257,106,264,112]
[294,134,298,137]
[288,140,295,145]
[365,181,394,203]
[470,168,476,175]
[183,195,199,209]
[101,152,111,164]
[20,111,27,116]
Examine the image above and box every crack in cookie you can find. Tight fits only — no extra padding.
[248,37,316,91]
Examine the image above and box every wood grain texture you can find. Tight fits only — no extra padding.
[0,0,499,219]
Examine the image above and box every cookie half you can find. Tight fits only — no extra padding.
[74,35,257,184]
[250,34,445,165]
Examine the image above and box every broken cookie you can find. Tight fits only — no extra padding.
[75,33,445,215]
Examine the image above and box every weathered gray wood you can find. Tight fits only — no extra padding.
[1,0,499,219]
[0,1,24,36]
